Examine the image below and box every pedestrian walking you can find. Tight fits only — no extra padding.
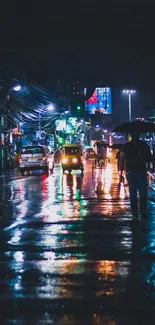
[116,149,124,183]
[119,131,152,219]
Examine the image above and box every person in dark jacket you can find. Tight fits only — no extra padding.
[119,131,152,219]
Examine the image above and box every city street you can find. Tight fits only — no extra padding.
[1,154,155,324]
[1,2,155,324]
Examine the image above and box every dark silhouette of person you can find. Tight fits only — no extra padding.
[119,131,152,219]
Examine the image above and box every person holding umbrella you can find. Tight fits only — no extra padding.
[118,130,152,220]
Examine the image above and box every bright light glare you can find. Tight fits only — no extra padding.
[72,158,78,163]
[13,85,21,92]
[47,104,54,111]
[123,89,136,94]
[119,182,125,199]
[104,163,112,194]
[136,118,144,121]
[107,149,112,158]
[61,158,68,164]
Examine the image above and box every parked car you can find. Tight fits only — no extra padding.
[19,145,54,174]
[84,148,96,159]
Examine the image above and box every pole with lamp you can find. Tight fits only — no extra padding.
[123,89,136,122]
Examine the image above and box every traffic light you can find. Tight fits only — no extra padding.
[77,105,81,111]
[58,137,65,145]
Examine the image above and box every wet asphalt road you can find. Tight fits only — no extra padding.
[1,154,155,324]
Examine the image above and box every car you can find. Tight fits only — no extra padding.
[61,144,84,173]
[84,148,96,159]
[19,145,54,174]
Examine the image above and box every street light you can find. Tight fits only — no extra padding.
[123,89,136,122]
[13,85,22,92]
[47,104,54,111]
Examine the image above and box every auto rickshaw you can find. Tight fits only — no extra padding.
[93,141,109,166]
[61,144,84,173]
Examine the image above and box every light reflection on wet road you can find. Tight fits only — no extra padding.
[1,155,155,324]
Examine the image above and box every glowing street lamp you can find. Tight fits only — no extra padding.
[123,89,136,122]
[13,85,22,92]
[47,104,54,111]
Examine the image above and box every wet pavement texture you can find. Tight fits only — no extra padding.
[1,153,155,324]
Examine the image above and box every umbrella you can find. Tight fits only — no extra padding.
[113,120,155,133]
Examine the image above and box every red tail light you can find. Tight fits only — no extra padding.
[42,154,47,161]
[19,156,22,163]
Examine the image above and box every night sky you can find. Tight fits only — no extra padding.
[0,1,155,121]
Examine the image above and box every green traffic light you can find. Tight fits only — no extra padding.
[58,137,64,144]
[77,106,81,110]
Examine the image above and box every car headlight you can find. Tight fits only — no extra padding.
[62,158,68,164]
[72,158,78,163]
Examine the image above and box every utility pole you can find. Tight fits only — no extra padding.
[122,89,136,122]
[67,84,71,113]
[128,93,132,122]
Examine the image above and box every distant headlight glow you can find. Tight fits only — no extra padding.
[62,158,68,164]
[72,158,78,163]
